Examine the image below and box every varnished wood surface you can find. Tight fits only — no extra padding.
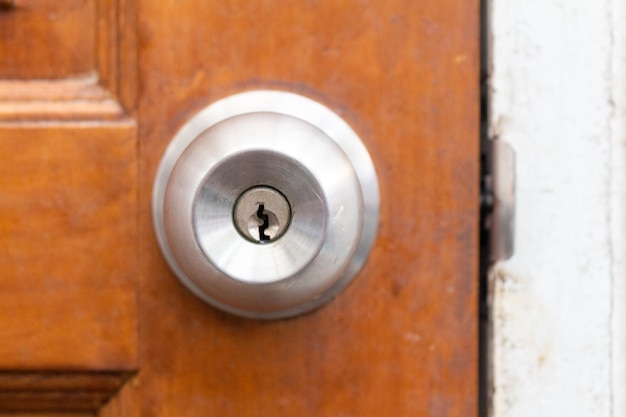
[0,0,96,79]
[0,411,93,417]
[0,371,132,412]
[0,0,478,414]
[0,0,139,412]
[0,124,138,371]
[99,376,139,417]
[0,78,124,120]
[0,0,139,413]
[138,1,479,416]
[0,0,137,119]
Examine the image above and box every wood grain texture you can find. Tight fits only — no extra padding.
[0,0,96,79]
[138,1,479,416]
[0,78,124,121]
[0,411,94,417]
[99,376,139,417]
[0,0,137,120]
[97,0,138,114]
[0,0,139,412]
[0,124,138,371]
[0,371,133,413]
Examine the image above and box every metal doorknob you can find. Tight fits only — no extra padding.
[152,91,379,319]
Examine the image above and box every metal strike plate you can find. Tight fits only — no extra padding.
[152,91,380,319]
[487,139,516,262]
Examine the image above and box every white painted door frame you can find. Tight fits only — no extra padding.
[488,0,626,416]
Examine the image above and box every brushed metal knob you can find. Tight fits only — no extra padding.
[152,91,379,319]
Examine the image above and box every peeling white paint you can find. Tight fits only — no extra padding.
[490,0,626,416]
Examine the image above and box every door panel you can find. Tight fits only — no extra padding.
[0,125,137,371]
[0,0,138,412]
[0,0,96,79]
[0,125,138,412]
[139,1,478,416]
[0,1,479,415]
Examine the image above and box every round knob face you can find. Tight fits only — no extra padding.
[152,91,379,319]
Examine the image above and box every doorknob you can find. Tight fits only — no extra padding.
[152,91,379,319]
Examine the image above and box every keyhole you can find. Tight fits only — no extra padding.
[233,186,292,243]
[257,204,270,242]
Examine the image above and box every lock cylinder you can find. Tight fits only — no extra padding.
[152,91,379,319]
[232,186,292,243]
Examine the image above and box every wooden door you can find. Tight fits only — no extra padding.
[0,1,479,416]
